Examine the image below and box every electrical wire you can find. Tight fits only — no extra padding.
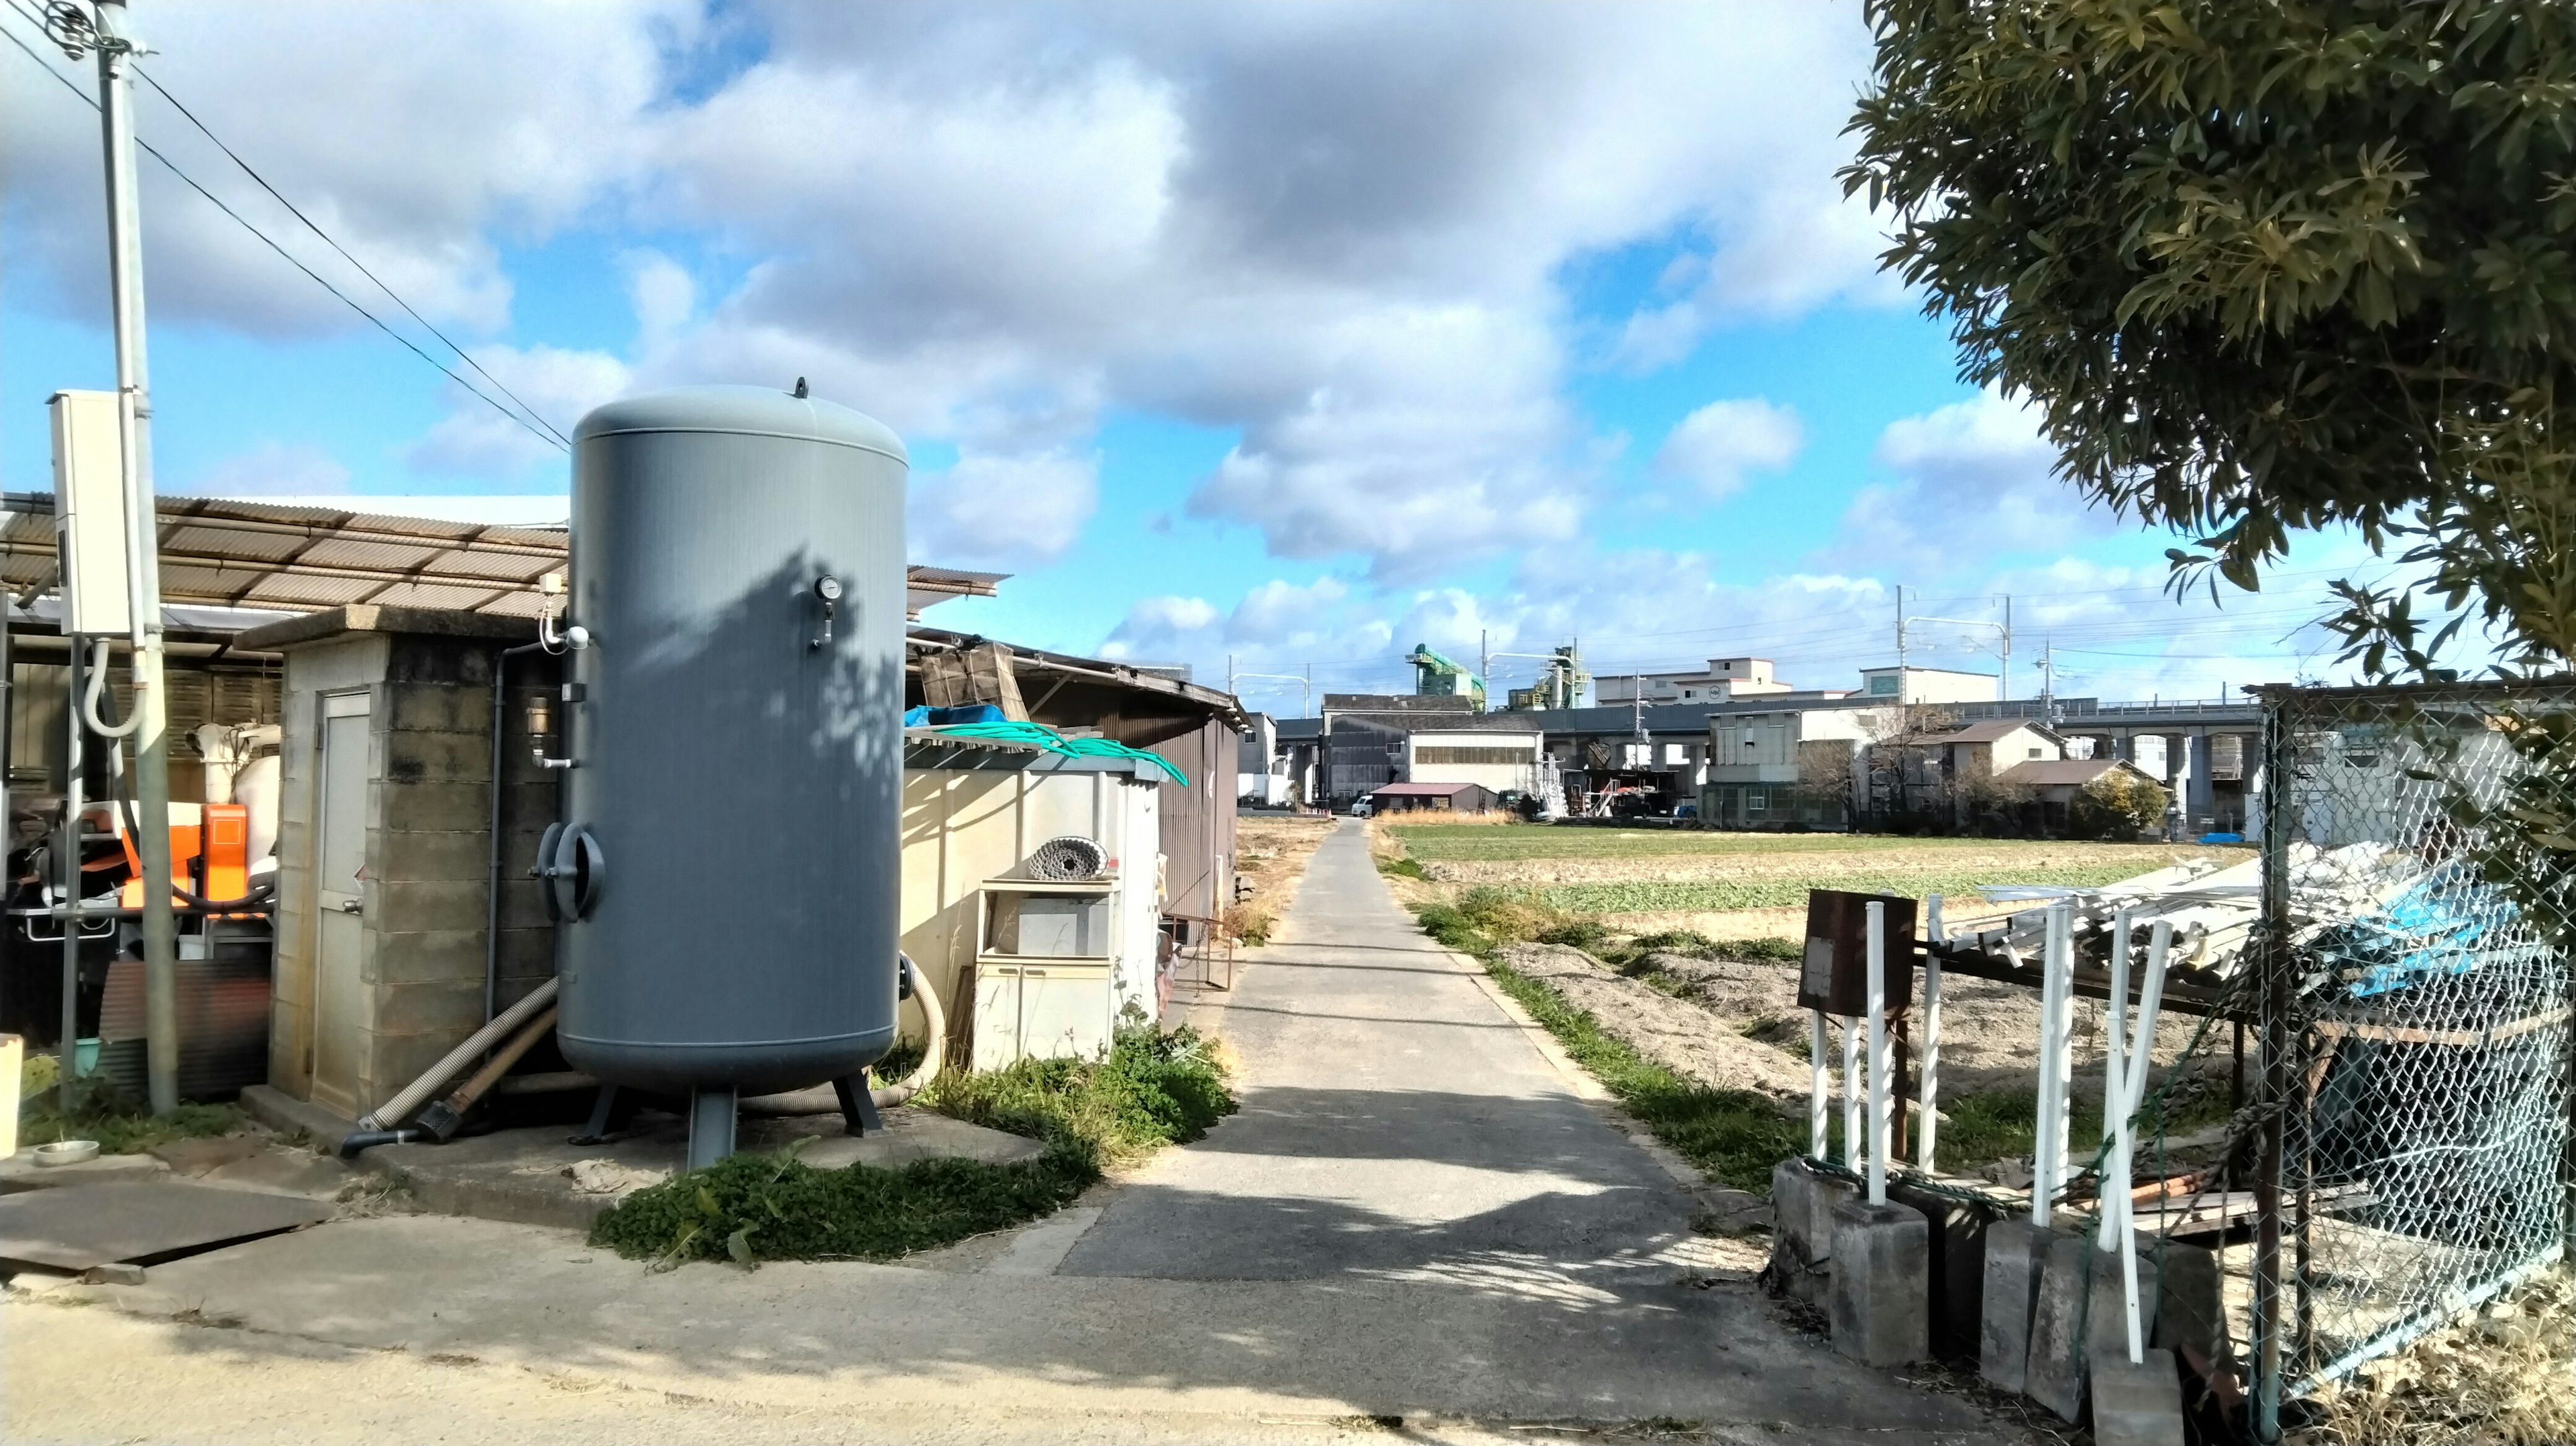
[0,5,568,456]
[126,63,574,450]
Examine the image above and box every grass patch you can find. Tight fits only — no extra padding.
[1480,952,1805,1193]
[15,1062,241,1154]
[1389,825,2237,863]
[592,1027,1234,1268]
[1530,863,2177,914]
[1376,856,1428,880]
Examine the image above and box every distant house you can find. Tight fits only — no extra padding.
[1368,781,1504,814]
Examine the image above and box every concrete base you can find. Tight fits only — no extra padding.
[1827,1198,1930,1368]
[364,1105,1048,1231]
[2025,1229,2096,1421]
[1768,1157,1856,1304]
[2086,1241,2160,1365]
[1978,1219,2056,1395]
[238,1084,358,1152]
[2090,1347,2187,1446]
[1886,1178,1991,1361]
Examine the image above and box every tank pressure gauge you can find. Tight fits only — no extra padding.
[811,575,842,650]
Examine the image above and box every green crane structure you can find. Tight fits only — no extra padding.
[1406,643,1486,710]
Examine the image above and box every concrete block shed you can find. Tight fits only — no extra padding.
[235,606,561,1123]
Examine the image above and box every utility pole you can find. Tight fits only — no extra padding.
[1226,653,1235,700]
[2000,594,2013,701]
[2040,638,2057,725]
[1479,629,1488,714]
[1895,584,1908,668]
[89,0,181,1116]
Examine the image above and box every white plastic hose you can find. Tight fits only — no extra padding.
[741,958,947,1114]
[82,640,141,738]
[360,977,558,1129]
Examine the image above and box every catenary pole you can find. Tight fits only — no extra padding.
[94,0,182,1114]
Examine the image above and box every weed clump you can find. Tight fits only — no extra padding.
[15,1064,240,1154]
[591,1026,1234,1267]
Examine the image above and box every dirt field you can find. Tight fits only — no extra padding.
[1384,819,2241,1178]
[1387,821,2251,942]
[1226,813,1337,944]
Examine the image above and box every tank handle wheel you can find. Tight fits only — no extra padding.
[536,822,606,922]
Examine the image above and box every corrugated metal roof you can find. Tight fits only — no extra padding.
[0,493,1005,620]
[1371,781,1490,797]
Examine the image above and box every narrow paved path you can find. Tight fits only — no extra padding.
[1065,818,1691,1282]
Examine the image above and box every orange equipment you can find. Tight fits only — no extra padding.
[115,803,249,908]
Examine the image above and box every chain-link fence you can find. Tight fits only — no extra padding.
[2253,681,2576,1412]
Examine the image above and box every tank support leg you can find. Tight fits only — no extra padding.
[686,1086,737,1169]
[832,1075,882,1137]
[570,1084,620,1146]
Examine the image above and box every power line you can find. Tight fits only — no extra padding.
[0,5,568,455]
[127,64,573,449]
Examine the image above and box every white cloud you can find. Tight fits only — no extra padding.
[177,441,350,496]
[1099,594,1222,661]
[1652,398,1803,502]
[1228,577,1350,646]
[405,345,630,478]
[1,3,689,338]
[1819,392,2116,573]
[908,448,1100,568]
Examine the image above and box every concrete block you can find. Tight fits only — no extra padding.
[374,879,492,934]
[1827,1198,1930,1368]
[2024,1231,2096,1421]
[1769,1158,1856,1304]
[382,730,491,785]
[369,828,492,885]
[1979,1219,2055,1394]
[2143,1237,2231,1368]
[368,979,485,1037]
[1888,1178,1991,1361]
[364,930,488,987]
[2087,1242,2159,1365]
[384,682,493,734]
[2089,1347,2186,1446]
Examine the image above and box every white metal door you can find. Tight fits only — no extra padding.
[311,691,370,1117]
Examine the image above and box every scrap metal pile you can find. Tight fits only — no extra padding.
[1941,842,2523,1011]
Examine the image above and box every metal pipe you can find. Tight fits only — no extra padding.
[60,634,83,1119]
[486,641,549,1023]
[1919,894,1943,1173]
[1866,899,1888,1205]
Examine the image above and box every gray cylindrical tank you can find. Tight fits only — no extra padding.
[556,385,906,1097]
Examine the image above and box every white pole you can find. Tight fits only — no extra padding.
[1919,894,1944,1173]
[2031,902,2068,1226]
[1866,900,1889,1205]
[1842,1017,1862,1172]
[1809,1009,1829,1161]
[2047,902,2077,1203]
[2098,909,2134,1255]
[2117,921,2174,1365]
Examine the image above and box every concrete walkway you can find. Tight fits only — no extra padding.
[1063,818,1699,1283]
[1,820,2002,1443]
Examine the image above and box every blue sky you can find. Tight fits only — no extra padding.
[1,1,2381,715]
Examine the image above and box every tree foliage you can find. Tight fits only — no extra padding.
[2071,767,2170,840]
[1845,0,2576,675]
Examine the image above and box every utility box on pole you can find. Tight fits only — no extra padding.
[47,390,133,637]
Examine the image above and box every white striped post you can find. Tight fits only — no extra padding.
[1809,1009,1829,1162]
[1866,899,1890,1205]
[1919,893,1944,1173]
